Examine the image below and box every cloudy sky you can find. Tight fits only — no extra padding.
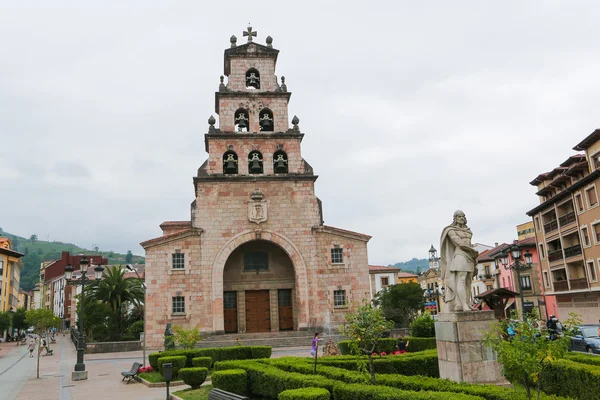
[1,1,599,265]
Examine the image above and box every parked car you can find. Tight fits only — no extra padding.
[569,324,600,354]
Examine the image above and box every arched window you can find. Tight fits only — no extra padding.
[259,108,274,132]
[223,151,238,174]
[273,150,288,174]
[248,150,263,174]
[234,108,249,132]
[246,68,260,89]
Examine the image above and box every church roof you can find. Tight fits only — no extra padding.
[314,225,372,242]
[140,228,203,249]
[224,41,279,76]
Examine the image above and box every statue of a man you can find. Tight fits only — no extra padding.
[164,323,175,350]
[440,210,479,312]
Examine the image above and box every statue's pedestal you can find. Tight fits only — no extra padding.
[435,310,508,385]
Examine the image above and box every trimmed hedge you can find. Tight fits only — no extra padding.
[178,367,208,389]
[192,356,212,369]
[148,345,272,369]
[338,338,398,355]
[269,358,368,384]
[278,387,330,400]
[405,337,437,353]
[211,369,248,396]
[333,382,485,400]
[539,359,600,400]
[157,355,186,378]
[564,352,600,367]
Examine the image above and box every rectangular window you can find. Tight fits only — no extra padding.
[543,271,550,288]
[331,248,343,264]
[172,253,185,269]
[223,291,237,309]
[586,187,598,208]
[172,296,185,314]
[0,260,3,276]
[575,193,585,213]
[588,261,598,282]
[244,251,268,271]
[593,223,600,244]
[539,244,545,259]
[278,289,292,307]
[333,290,347,307]
[484,265,490,276]
[381,277,389,287]
[534,216,540,232]
[581,226,591,247]
[486,285,493,291]
[520,275,532,291]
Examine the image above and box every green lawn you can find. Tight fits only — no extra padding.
[173,385,212,400]
[139,371,183,383]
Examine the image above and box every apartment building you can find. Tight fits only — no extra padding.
[0,237,24,313]
[527,129,600,323]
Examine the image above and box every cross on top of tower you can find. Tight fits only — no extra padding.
[243,25,256,42]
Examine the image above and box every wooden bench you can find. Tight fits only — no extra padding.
[43,349,54,356]
[121,362,141,384]
[208,388,249,400]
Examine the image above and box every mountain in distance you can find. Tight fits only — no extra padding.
[0,228,144,292]
[389,258,430,274]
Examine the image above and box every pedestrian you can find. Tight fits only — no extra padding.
[310,332,320,357]
[547,315,558,340]
[28,340,35,357]
[396,337,409,354]
[39,338,47,355]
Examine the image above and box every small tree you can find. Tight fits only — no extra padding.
[25,309,61,378]
[483,311,581,400]
[339,301,395,384]
[373,282,424,326]
[410,312,436,337]
[125,250,133,263]
[0,312,11,335]
[11,307,29,339]
[172,325,202,349]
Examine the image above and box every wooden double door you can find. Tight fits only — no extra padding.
[245,290,271,333]
[224,289,294,333]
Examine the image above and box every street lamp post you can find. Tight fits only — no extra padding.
[65,256,104,381]
[126,264,147,367]
[495,244,533,322]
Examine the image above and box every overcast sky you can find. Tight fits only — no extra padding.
[1,1,599,265]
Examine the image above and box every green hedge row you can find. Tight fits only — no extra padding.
[178,367,208,389]
[564,352,600,367]
[337,337,437,355]
[192,357,212,369]
[278,387,330,400]
[211,369,248,395]
[332,383,485,400]
[269,358,368,384]
[539,359,600,400]
[157,356,186,378]
[148,346,272,369]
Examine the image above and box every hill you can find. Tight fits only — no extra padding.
[0,228,144,292]
[389,258,429,274]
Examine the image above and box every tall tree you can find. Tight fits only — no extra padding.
[125,250,133,263]
[29,234,37,244]
[0,312,11,335]
[25,309,61,378]
[11,307,28,336]
[373,282,424,326]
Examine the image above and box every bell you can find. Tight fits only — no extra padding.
[249,159,262,174]
[237,116,247,132]
[274,159,288,173]
[224,160,237,174]
[260,116,273,131]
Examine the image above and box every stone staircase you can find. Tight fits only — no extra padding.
[196,330,345,348]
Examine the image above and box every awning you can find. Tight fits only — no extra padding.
[504,298,516,310]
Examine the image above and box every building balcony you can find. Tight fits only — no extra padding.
[569,278,589,290]
[558,211,576,227]
[544,220,559,234]
[564,244,582,259]
[548,249,563,262]
[553,280,569,292]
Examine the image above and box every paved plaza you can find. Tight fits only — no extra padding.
[0,336,309,400]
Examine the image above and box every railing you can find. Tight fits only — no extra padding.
[553,280,569,292]
[569,278,589,290]
[544,220,559,234]
[548,250,563,262]
[558,211,576,226]
[564,244,582,258]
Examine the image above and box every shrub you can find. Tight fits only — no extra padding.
[269,358,368,384]
[148,345,272,369]
[539,359,600,400]
[250,346,273,359]
[192,356,212,369]
[157,356,186,378]
[149,352,163,369]
[410,312,436,337]
[405,337,437,352]
[127,320,144,338]
[333,382,485,400]
[172,325,202,349]
[211,369,248,395]
[178,367,208,389]
[337,338,398,355]
[564,352,600,367]
[278,387,330,400]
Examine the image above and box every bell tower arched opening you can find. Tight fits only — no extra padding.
[223,240,296,333]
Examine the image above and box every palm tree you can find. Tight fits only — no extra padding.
[87,266,144,338]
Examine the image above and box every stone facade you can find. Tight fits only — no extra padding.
[141,29,371,350]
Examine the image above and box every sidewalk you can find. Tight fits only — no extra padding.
[0,340,34,400]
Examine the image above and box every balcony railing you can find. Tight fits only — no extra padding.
[558,211,576,226]
[564,244,582,258]
[553,280,569,292]
[548,249,563,262]
[569,278,589,290]
[544,220,559,234]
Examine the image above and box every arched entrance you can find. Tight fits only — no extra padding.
[211,230,309,334]
[223,240,295,333]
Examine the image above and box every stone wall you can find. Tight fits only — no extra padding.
[85,340,142,354]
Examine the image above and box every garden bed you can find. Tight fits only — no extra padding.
[138,371,187,388]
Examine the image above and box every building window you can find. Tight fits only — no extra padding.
[223,151,238,174]
[543,271,550,288]
[333,290,347,307]
[592,223,600,245]
[172,296,185,314]
[224,291,237,309]
[259,108,274,132]
[486,285,493,291]
[273,150,288,174]
[244,251,268,271]
[520,275,532,291]
[172,253,185,269]
[575,193,585,214]
[534,217,541,232]
[539,244,545,259]
[381,277,389,287]
[581,226,591,248]
[0,260,3,276]
[588,260,598,282]
[331,248,343,264]
[248,151,264,174]
[278,289,292,307]
[245,68,260,89]
[593,152,600,170]
[586,186,598,208]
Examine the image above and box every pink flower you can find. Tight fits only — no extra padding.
[380,352,387,356]
[372,352,378,357]
[394,351,401,355]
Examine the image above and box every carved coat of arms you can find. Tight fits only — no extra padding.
[248,189,267,224]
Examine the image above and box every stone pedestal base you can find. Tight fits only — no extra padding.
[71,371,88,381]
[435,310,508,385]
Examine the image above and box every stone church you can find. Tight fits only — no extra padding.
[141,28,371,349]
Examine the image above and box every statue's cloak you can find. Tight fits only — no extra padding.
[440,224,458,303]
